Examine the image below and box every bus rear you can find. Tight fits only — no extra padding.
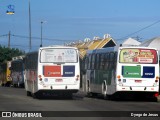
[116,47,159,98]
[37,46,80,95]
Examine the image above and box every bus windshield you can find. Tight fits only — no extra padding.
[119,48,157,64]
[40,48,78,63]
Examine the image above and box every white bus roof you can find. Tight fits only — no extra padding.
[26,46,78,54]
[42,45,78,49]
[12,55,25,61]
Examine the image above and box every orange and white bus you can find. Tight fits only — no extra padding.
[24,46,80,98]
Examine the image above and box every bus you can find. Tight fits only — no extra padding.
[0,61,12,87]
[84,46,159,99]
[24,46,80,98]
[11,56,25,87]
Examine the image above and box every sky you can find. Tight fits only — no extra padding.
[0,0,160,51]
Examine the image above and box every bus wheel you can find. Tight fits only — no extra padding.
[27,91,31,96]
[32,93,37,99]
[86,80,91,97]
[18,82,20,88]
[102,82,107,99]
[32,92,42,99]
[17,82,21,88]
[65,93,73,99]
[13,84,16,88]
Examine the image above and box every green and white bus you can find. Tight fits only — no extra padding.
[84,46,159,99]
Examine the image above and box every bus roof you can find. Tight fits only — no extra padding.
[26,46,78,54]
[87,47,117,54]
[12,55,25,61]
[119,46,158,50]
[87,46,158,54]
[41,45,78,50]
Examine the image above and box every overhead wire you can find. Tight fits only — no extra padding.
[11,34,74,42]
[1,19,160,49]
[118,19,160,40]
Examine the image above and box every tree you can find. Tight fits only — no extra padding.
[0,45,25,63]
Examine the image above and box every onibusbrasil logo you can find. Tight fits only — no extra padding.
[1,112,42,118]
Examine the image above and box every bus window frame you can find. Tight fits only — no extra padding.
[113,52,117,70]
[91,54,96,70]
[39,48,78,63]
[88,54,92,70]
[100,53,105,70]
[119,48,158,64]
[108,52,114,70]
[25,52,38,70]
[95,53,100,70]
[104,53,109,70]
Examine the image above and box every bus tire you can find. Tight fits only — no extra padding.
[32,92,42,99]
[18,82,20,88]
[86,80,91,97]
[86,80,89,92]
[65,93,73,99]
[32,93,37,99]
[13,84,16,88]
[102,81,107,99]
[27,91,31,96]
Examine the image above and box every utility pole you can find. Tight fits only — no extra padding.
[40,20,46,47]
[40,21,43,47]
[134,36,142,42]
[29,0,32,50]
[8,31,11,48]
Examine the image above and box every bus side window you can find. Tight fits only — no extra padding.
[27,56,29,70]
[95,54,100,70]
[104,53,109,70]
[110,53,115,69]
[17,62,20,72]
[108,53,110,70]
[109,52,114,70]
[88,54,92,70]
[33,54,36,69]
[29,55,33,69]
[91,54,95,70]
[84,56,88,70]
[29,55,32,69]
[111,52,116,70]
[35,53,38,69]
[26,56,29,70]
[114,52,117,70]
[100,54,105,70]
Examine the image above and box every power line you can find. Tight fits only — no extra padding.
[0,34,8,37]
[2,19,160,45]
[10,45,39,47]
[11,34,74,42]
[1,34,75,42]
[119,19,160,40]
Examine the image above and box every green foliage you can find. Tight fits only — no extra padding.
[0,45,25,63]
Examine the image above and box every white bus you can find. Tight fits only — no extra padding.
[11,56,25,87]
[84,47,159,99]
[24,46,80,98]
